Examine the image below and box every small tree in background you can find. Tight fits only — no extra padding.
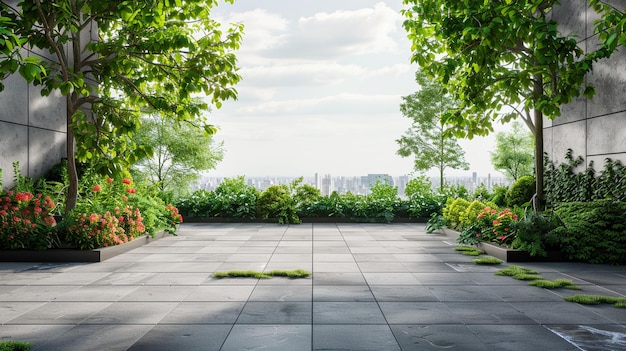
[491,121,534,181]
[132,115,224,198]
[396,71,469,191]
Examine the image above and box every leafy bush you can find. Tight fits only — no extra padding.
[552,200,626,264]
[489,185,509,207]
[442,198,470,229]
[510,210,561,257]
[0,341,31,351]
[506,175,535,207]
[175,177,258,219]
[459,200,487,228]
[257,185,300,224]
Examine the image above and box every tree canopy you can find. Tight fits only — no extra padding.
[132,115,224,197]
[396,71,469,190]
[401,0,626,207]
[491,121,534,181]
[0,0,243,211]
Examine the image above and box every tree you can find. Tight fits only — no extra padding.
[0,0,243,212]
[401,0,625,208]
[396,71,469,191]
[491,121,534,181]
[132,115,224,197]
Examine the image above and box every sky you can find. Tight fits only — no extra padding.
[207,0,507,178]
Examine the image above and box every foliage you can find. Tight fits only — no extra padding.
[510,210,561,257]
[442,198,470,230]
[132,116,224,197]
[506,175,535,208]
[176,177,259,219]
[425,213,445,234]
[490,208,519,247]
[459,200,487,229]
[544,150,626,206]
[0,0,243,211]
[552,200,626,264]
[489,185,509,207]
[64,210,135,250]
[257,185,300,224]
[0,190,58,250]
[491,121,534,181]
[471,183,492,201]
[0,341,31,351]
[528,279,580,290]
[404,176,445,218]
[396,71,469,189]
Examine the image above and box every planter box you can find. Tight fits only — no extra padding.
[477,242,567,263]
[0,231,169,263]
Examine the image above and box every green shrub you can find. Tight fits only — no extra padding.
[510,210,561,257]
[257,185,300,224]
[506,175,535,207]
[442,198,470,230]
[552,200,626,264]
[489,185,509,207]
[459,200,487,228]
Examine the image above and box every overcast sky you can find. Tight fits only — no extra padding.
[207,0,505,178]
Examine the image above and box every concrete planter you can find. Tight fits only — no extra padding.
[477,242,567,262]
[0,231,169,263]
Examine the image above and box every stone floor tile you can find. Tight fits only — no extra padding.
[249,285,312,301]
[313,302,386,324]
[313,325,400,351]
[7,302,112,325]
[237,302,312,324]
[221,324,311,351]
[313,285,375,302]
[379,302,462,324]
[312,272,368,286]
[128,324,231,351]
[428,285,503,302]
[362,272,422,285]
[510,301,616,324]
[159,301,244,324]
[184,285,255,302]
[468,324,581,351]
[391,324,489,351]
[33,324,152,351]
[370,285,438,302]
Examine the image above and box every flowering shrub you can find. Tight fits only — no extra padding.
[65,211,131,250]
[456,205,521,247]
[164,204,183,234]
[0,191,58,250]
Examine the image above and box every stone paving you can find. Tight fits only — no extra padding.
[0,223,625,350]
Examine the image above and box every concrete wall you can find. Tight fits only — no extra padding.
[545,0,626,170]
[0,59,67,190]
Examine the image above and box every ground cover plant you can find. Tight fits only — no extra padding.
[213,269,311,279]
[0,341,31,351]
[472,257,503,265]
[496,265,580,289]
[565,295,626,308]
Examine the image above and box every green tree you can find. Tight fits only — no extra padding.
[0,0,242,212]
[491,121,534,181]
[132,115,224,197]
[401,0,625,208]
[396,71,469,191]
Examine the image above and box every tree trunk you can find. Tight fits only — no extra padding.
[533,74,544,210]
[65,96,78,214]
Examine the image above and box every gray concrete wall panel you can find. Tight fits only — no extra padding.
[0,122,29,189]
[549,121,587,165]
[0,73,28,125]
[586,48,626,118]
[29,87,66,132]
[28,128,66,180]
[587,112,626,155]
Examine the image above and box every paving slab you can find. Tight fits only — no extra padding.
[0,222,625,351]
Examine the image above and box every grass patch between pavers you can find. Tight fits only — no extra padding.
[0,341,31,351]
[213,269,311,279]
[473,256,503,265]
[455,246,485,256]
[565,294,626,308]
[496,265,539,278]
[529,279,580,290]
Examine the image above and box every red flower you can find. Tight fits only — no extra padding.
[122,179,132,185]
[122,196,128,201]
[126,188,136,194]
[93,185,102,192]
[107,177,114,184]
[15,192,33,202]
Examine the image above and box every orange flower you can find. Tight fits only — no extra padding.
[93,185,102,192]
[107,177,114,184]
